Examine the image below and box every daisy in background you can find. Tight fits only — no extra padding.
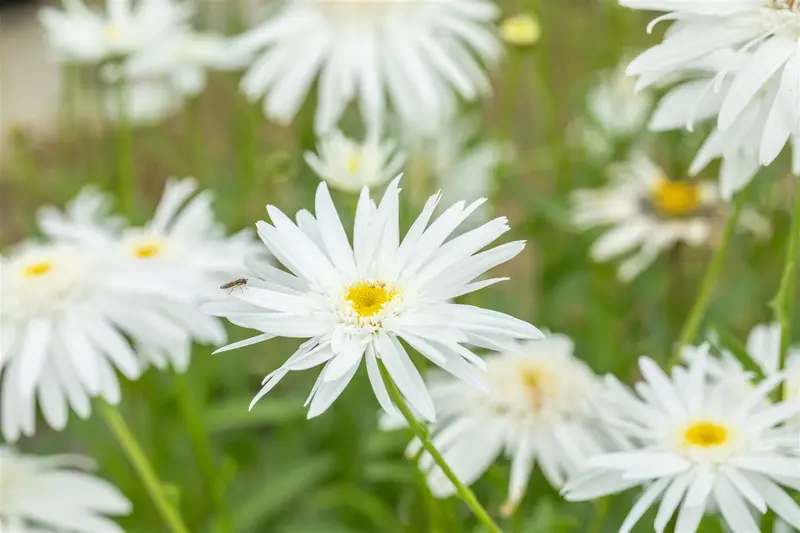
[382,333,610,515]
[229,0,501,134]
[305,129,406,193]
[39,0,191,63]
[570,154,770,281]
[400,116,510,226]
[563,350,800,533]
[203,177,543,422]
[0,447,131,533]
[570,60,653,161]
[623,0,800,188]
[38,178,258,372]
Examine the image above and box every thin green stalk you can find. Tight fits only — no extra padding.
[115,76,134,214]
[173,371,234,533]
[99,402,190,533]
[669,190,747,366]
[588,497,610,533]
[771,181,800,373]
[378,363,503,533]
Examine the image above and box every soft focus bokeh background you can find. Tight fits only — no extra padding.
[1,0,796,531]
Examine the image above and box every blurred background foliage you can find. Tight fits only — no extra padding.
[1,0,796,531]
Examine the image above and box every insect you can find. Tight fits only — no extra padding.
[220,278,248,294]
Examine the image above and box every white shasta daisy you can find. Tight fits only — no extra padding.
[563,351,800,533]
[623,0,800,182]
[229,0,501,134]
[0,447,131,533]
[39,0,191,63]
[570,154,769,281]
[38,179,257,372]
[385,334,608,515]
[204,177,543,421]
[305,129,406,193]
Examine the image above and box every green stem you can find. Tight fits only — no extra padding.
[173,371,234,533]
[771,181,800,373]
[115,75,134,215]
[588,496,610,533]
[99,402,190,533]
[378,363,503,533]
[669,189,747,366]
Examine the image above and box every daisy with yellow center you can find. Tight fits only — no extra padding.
[205,177,543,421]
[381,334,607,516]
[563,350,800,533]
[570,154,767,281]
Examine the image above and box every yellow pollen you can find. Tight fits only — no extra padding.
[652,178,701,217]
[133,243,160,259]
[521,368,547,410]
[346,153,361,174]
[345,281,396,317]
[23,261,52,277]
[499,14,541,47]
[105,25,120,41]
[684,421,728,448]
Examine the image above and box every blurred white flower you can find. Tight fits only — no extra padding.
[402,117,509,225]
[230,0,501,134]
[563,351,800,533]
[305,130,406,193]
[649,49,800,200]
[103,31,248,126]
[623,0,800,182]
[39,0,191,63]
[203,178,543,421]
[38,179,257,372]
[572,61,653,160]
[0,238,162,441]
[570,154,769,281]
[385,334,607,515]
[0,447,131,533]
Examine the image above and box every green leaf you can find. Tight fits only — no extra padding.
[232,455,335,531]
[309,483,405,533]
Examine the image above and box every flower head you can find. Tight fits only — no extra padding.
[230,0,501,134]
[385,334,608,515]
[0,447,131,532]
[564,351,800,533]
[39,0,191,63]
[499,13,541,47]
[570,154,768,280]
[623,0,800,186]
[205,177,543,421]
[305,130,406,193]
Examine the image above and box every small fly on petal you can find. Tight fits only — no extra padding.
[220,278,248,294]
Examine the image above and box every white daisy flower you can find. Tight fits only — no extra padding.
[623,0,800,182]
[0,238,163,441]
[649,49,800,199]
[204,177,543,421]
[304,130,406,193]
[39,0,191,63]
[572,61,653,160]
[0,447,131,533]
[563,351,800,533]
[570,154,768,281]
[230,0,501,134]
[38,179,257,372]
[384,334,608,515]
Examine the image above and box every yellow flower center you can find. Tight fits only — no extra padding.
[652,178,701,217]
[105,25,120,41]
[345,281,397,317]
[346,152,361,175]
[683,421,728,448]
[22,260,52,278]
[520,367,553,410]
[499,14,541,47]
[133,243,160,259]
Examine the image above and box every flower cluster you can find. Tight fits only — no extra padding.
[0,178,255,442]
